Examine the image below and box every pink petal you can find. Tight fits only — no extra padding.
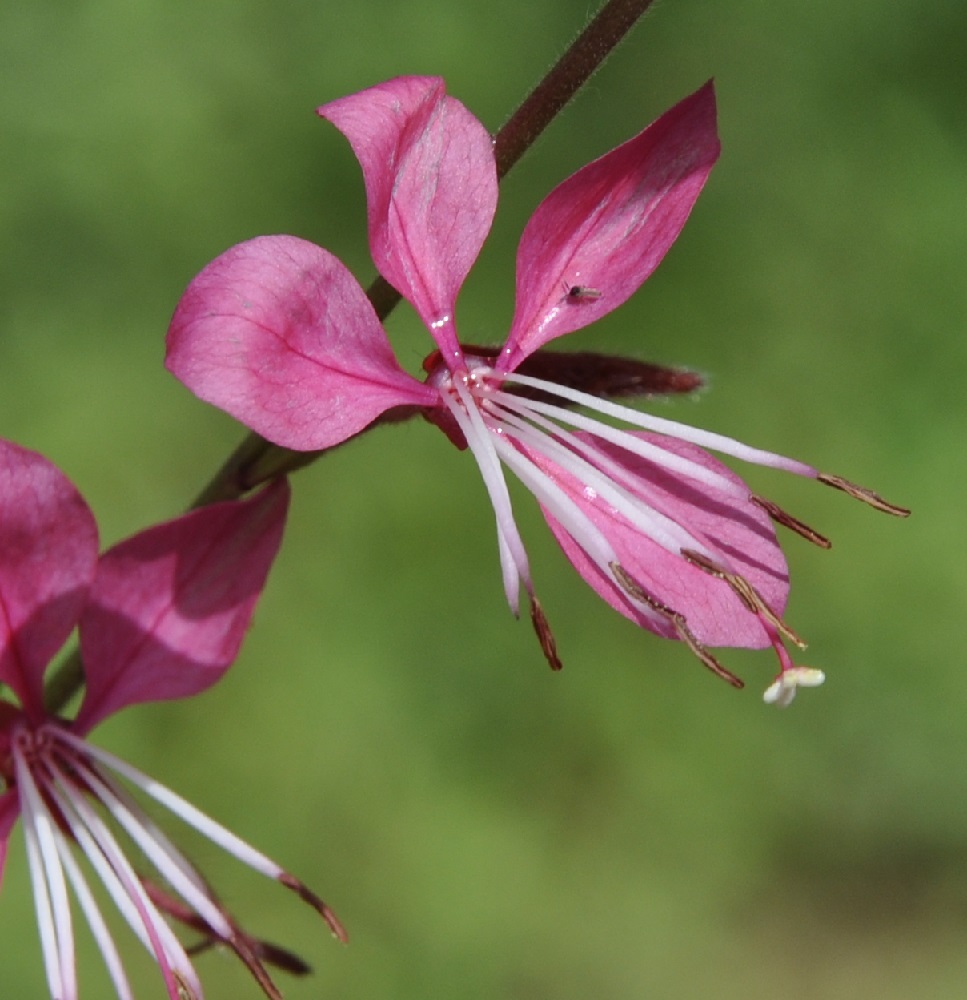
[75,481,291,732]
[0,441,99,717]
[166,235,433,450]
[502,82,720,370]
[528,432,788,648]
[318,76,498,356]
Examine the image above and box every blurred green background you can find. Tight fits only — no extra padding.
[1,1,964,997]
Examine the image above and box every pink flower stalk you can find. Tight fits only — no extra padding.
[166,76,908,704]
[0,441,344,1000]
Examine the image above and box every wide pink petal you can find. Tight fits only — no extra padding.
[0,441,99,718]
[526,432,788,648]
[318,76,498,356]
[75,481,290,732]
[502,82,720,370]
[166,235,433,450]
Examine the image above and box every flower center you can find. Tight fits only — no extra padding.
[420,347,823,697]
[2,720,57,788]
[424,350,503,402]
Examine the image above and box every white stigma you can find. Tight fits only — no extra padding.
[762,667,826,707]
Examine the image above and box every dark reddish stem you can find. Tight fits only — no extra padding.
[494,0,658,180]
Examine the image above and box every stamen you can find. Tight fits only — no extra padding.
[529,595,563,671]
[43,755,201,994]
[443,376,532,613]
[142,880,210,937]
[680,549,807,649]
[750,494,831,549]
[58,732,299,886]
[490,396,710,557]
[278,872,349,944]
[145,877,315,986]
[14,743,72,1000]
[228,932,287,1000]
[817,473,911,516]
[489,431,617,574]
[610,563,744,689]
[499,369,818,477]
[67,755,231,937]
[491,383,744,498]
[57,729,348,947]
[55,838,134,1000]
[157,898,288,1000]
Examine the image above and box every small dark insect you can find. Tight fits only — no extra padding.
[565,284,603,301]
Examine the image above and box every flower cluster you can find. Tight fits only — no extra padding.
[4,69,906,1000]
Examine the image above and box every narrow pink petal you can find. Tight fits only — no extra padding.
[75,481,290,732]
[502,82,720,370]
[318,76,498,355]
[524,432,788,648]
[166,235,433,450]
[0,441,98,717]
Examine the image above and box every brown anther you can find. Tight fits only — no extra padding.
[669,614,745,688]
[750,494,832,549]
[279,872,348,944]
[142,877,316,999]
[227,931,288,1000]
[679,550,754,611]
[610,563,744,688]
[529,595,564,671]
[680,549,807,650]
[817,473,911,517]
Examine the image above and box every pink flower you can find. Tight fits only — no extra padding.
[0,441,344,1000]
[166,76,907,703]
